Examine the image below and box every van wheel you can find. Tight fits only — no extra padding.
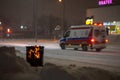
[60,43,65,50]
[82,45,88,51]
[74,48,78,50]
[96,48,101,52]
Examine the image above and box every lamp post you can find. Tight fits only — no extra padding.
[58,0,65,36]
[33,0,37,42]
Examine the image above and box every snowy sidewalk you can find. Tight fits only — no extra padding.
[107,34,120,51]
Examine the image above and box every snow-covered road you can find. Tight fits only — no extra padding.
[0,39,120,71]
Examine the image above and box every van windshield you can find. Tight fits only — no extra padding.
[64,31,70,37]
[94,30,106,37]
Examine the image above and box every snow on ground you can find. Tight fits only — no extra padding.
[0,46,120,80]
[0,46,76,80]
[0,36,120,80]
[0,46,39,80]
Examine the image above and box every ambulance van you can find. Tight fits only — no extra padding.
[59,25,108,51]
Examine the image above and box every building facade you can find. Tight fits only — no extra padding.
[86,0,120,34]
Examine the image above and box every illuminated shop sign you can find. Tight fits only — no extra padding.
[99,0,112,6]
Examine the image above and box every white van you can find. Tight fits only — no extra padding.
[59,25,108,51]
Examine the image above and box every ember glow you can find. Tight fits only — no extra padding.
[28,46,41,59]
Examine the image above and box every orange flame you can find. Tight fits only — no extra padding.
[28,46,41,59]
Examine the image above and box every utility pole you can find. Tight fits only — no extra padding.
[58,0,66,36]
[33,0,37,42]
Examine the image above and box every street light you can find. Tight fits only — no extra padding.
[59,0,62,3]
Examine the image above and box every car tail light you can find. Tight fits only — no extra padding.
[105,39,109,43]
[91,38,95,43]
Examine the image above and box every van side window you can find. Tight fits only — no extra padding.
[64,31,70,38]
[101,30,106,35]
[94,30,100,37]
[101,30,106,37]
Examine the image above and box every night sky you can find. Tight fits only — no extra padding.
[0,0,97,27]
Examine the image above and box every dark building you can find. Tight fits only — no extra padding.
[0,0,98,38]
